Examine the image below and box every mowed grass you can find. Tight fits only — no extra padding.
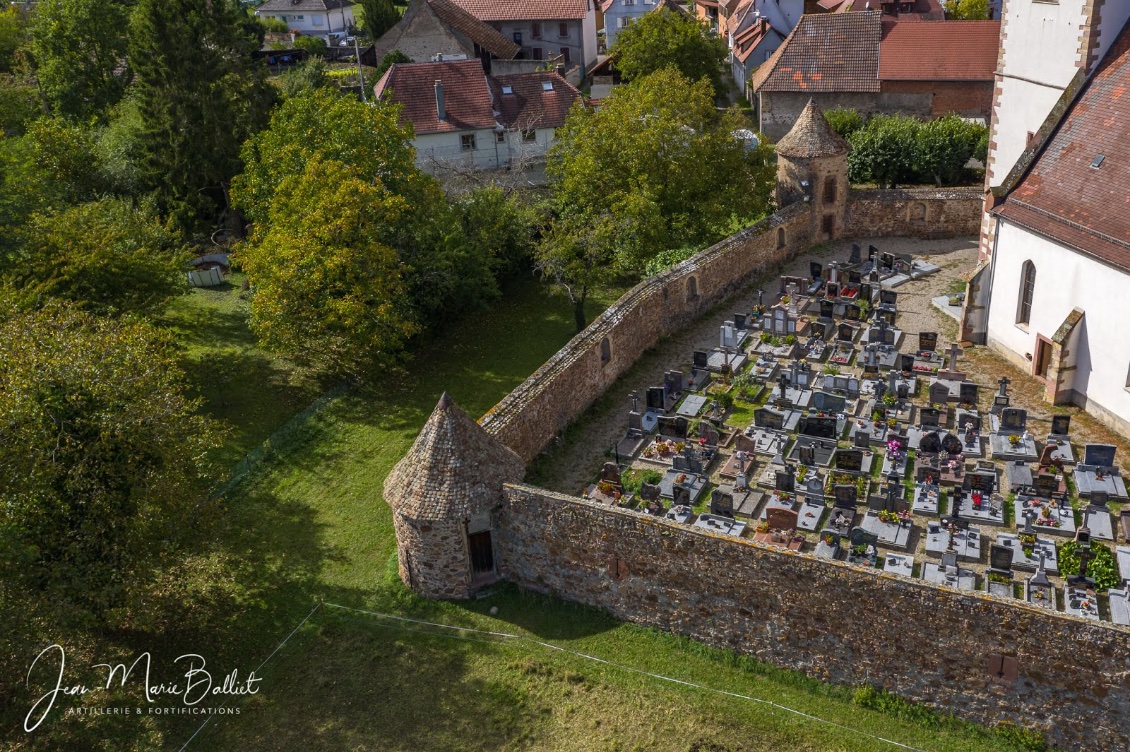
[164,276,1033,752]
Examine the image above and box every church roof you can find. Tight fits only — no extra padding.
[774,99,850,158]
[384,393,525,521]
[995,20,1130,273]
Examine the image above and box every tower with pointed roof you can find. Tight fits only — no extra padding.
[384,393,526,599]
[774,99,850,242]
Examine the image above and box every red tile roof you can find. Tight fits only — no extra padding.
[488,71,583,129]
[446,0,590,21]
[374,60,499,135]
[733,18,771,64]
[995,22,1130,273]
[426,0,522,58]
[751,12,882,93]
[878,19,999,81]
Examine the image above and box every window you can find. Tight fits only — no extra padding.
[686,276,698,302]
[822,176,837,204]
[821,214,835,236]
[461,134,476,151]
[532,22,542,38]
[533,46,543,60]
[600,337,611,363]
[617,16,629,27]
[1017,260,1035,325]
[560,47,571,63]
[625,0,636,4]
[541,80,553,91]
[777,227,786,249]
[522,129,536,142]
[500,84,513,95]
[495,131,505,143]
[313,15,324,26]
[559,22,569,37]
[513,31,522,44]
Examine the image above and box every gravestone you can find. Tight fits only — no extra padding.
[755,408,785,431]
[805,477,824,498]
[693,350,709,369]
[1084,444,1117,468]
[599,462,621,485]
[999,408,1027,433]
[698,421,720,446]
[854,430,872,449]
[860,282,873,302]
[1033,473,1058,498]
[734,312,747,330]
[929,381,951,405]
[920,407,941,428]
[919,332,938,354]
[834,484,858,506]
[658,415,689,439]
[811,391,847,414]
[850,526,879,549]
[845,304,861,321]
[710,489,735,517]
[877,308,896,325]
[800,415,838,439]
[959,382,979,406]
[663,371,682,397]
[941,433,963,455]
[810,261,823,280]
[1051,415,1071,437]
[879,289,897,306]
[836,448,864,472]
[672,485,691,508]
[868,244,878,261]
[819,299,835,320]
[776,466,796,492]
[849,244,862,265]
[968,471,995,495]
[896,383,910,400]
[1090,491,1109,509]
[640,483,661,502]
[646,387,666,411]
[799,445,816,466]
[837,323,854,342]
[627,411,643,433]
[899,354,915,374]
[826,282,839,299]
[720,324,737,349]
[766,507,799,531]
[920,431,942,454]
[964,422,978,448]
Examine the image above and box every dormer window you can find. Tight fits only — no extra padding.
[542,81,553,91]
[501,85,514,95]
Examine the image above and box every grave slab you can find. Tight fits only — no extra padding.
[758,492,799,522]
[913,483,940,516]
[924,521,982,561]
[693,514,747,537]
[1075,466,1129,500]
[658,470,708,501]
[665,505,693,524]
[1083,506,1114,541]
[988,433,1039,462]
[797,499,826,531]
[922,562,976,590]
[1063,584,1100,620]
[860,511,914,550]
[883,553,914,578]
[676,394,709,417]
[743,429,790,456]
[1109,589,1130,626]
[996,533,1059,573]
[1025,578,1056,609]
[1117,545,1130,584]
[1014,497,1077,537]
[707,350,747,373]
[1043,436,1076,465]
[955,492,1006,526]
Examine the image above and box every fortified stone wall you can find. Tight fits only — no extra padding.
[845,187,983,239]
[480,201,815,463]
[494,485,1130,752]
[480,188,982,463]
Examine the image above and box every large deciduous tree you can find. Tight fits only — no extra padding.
[609,8,728,96]
[0,299,223,612]
[129,0,275,233]
[31,0,133,120]
[235,155,419,377]
[360,0,400,38]
[12,198,188,316]
[538,68,772,331]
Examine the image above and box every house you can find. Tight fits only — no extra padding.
[255,0,356,39]
[726,0,803,95]
[445,0,599,70]
[373,59,582,173]
[371,0,520,71]
[600,0,655,48]
[810,0,945,20]
[963,13,1130,435]
[750,12,998,139]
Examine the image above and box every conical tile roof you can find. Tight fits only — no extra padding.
[384,393,525,521]
[775,99,850,158]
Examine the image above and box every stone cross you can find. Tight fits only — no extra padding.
[946,342,963,372]
[786,283,798,316]
[629,391,640,413]
[997,376,1011,397]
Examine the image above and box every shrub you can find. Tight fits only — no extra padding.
[824,108,863,139]
[847,114,919,188]
[292,35,328,58]
[916,115,985,186]
[259,17,289,33]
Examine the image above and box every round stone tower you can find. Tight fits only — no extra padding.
[383,393,525,599]
[775,99,851,242]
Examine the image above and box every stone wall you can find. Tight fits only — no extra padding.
[393,513,475,599]
[494,485,1130,752]
[480,201,815,463]
[845,187,982,239]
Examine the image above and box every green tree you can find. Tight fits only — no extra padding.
[847,114,920,188]
[610,8,728,96]
[944,0,990,20]
[236,155,419,377]
[360,0,401,38]
[540,69,772,330]
[374,49,411,79]
[257,16,290,33]
[453,186,539,280]
[292,34,329,57]
[31,0,133,121]
[824,108,864,139]
[916,114,985,186]
[0,298,223,612]
[129,0,276,233]
[0,6,28,74]
[0,74,40,136]
[275,57,331,99]
[11,198,188,316]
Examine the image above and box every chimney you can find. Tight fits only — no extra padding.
[435,80,445,120]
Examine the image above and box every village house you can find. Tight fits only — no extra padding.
[444,0,599,71]
[371,0,521,71]
[965,9,1130,435]
[373,59,582,174]
[255,0,356,39]
[750,12,998,139]
[725,0,803,96]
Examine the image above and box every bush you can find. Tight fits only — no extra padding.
[1057,540,1120,591]
[847,114,919,188]
[644,244,701,276]
[293,35,328,57]
[824,108,863,139]
[375,49,411,79]
[258,17,289,33]
[916,114,985,186]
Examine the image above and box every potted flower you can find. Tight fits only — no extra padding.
[822,532,836,546]
[1008,434,1021,446]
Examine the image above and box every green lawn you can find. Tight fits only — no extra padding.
[9,277,1041,751]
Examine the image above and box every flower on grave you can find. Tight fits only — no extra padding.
[1008,434,1021,446]
[674,442,686,453]
[822,532,835,546]
[582,489,589,497]
[675,473,687,484]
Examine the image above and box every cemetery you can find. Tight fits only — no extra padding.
[548,238,1130,639]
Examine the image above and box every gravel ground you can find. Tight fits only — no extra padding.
[529,234,1130,593]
